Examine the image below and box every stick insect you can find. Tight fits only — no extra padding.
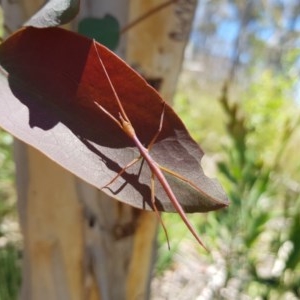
[93,40,207,250]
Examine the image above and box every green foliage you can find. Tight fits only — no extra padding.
[155,220,180,274]
[0,129,20,299]
[174,73,226,153]
[0,244,21,300]
[243,70,298,165]
[157,68,300,298]
[0,129,15,232]
[0,9,20,299]
[155,213,192,273]
[211,70,300,298]
[78,15,120,50]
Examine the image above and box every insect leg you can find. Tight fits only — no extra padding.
[101,156,142,189]
[150,172,170,250]
[147,102,166,151]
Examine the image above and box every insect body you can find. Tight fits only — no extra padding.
[93,40,207,250]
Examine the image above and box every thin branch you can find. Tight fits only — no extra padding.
[120,0,177,34]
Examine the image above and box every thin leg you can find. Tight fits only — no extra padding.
[150,172,170,250]
[94,102,122,130]
[101,156,141,189]
[93,40,130,123]
[147,102,166,151]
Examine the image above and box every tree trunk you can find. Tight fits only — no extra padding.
[2,0,197,299]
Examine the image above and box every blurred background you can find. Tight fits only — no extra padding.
[1,1,300,299]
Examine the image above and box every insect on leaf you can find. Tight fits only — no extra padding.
[0,27,228,213]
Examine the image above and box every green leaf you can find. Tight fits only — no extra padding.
[78,15,120,50]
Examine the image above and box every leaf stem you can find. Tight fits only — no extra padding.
[120,0,177,34]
